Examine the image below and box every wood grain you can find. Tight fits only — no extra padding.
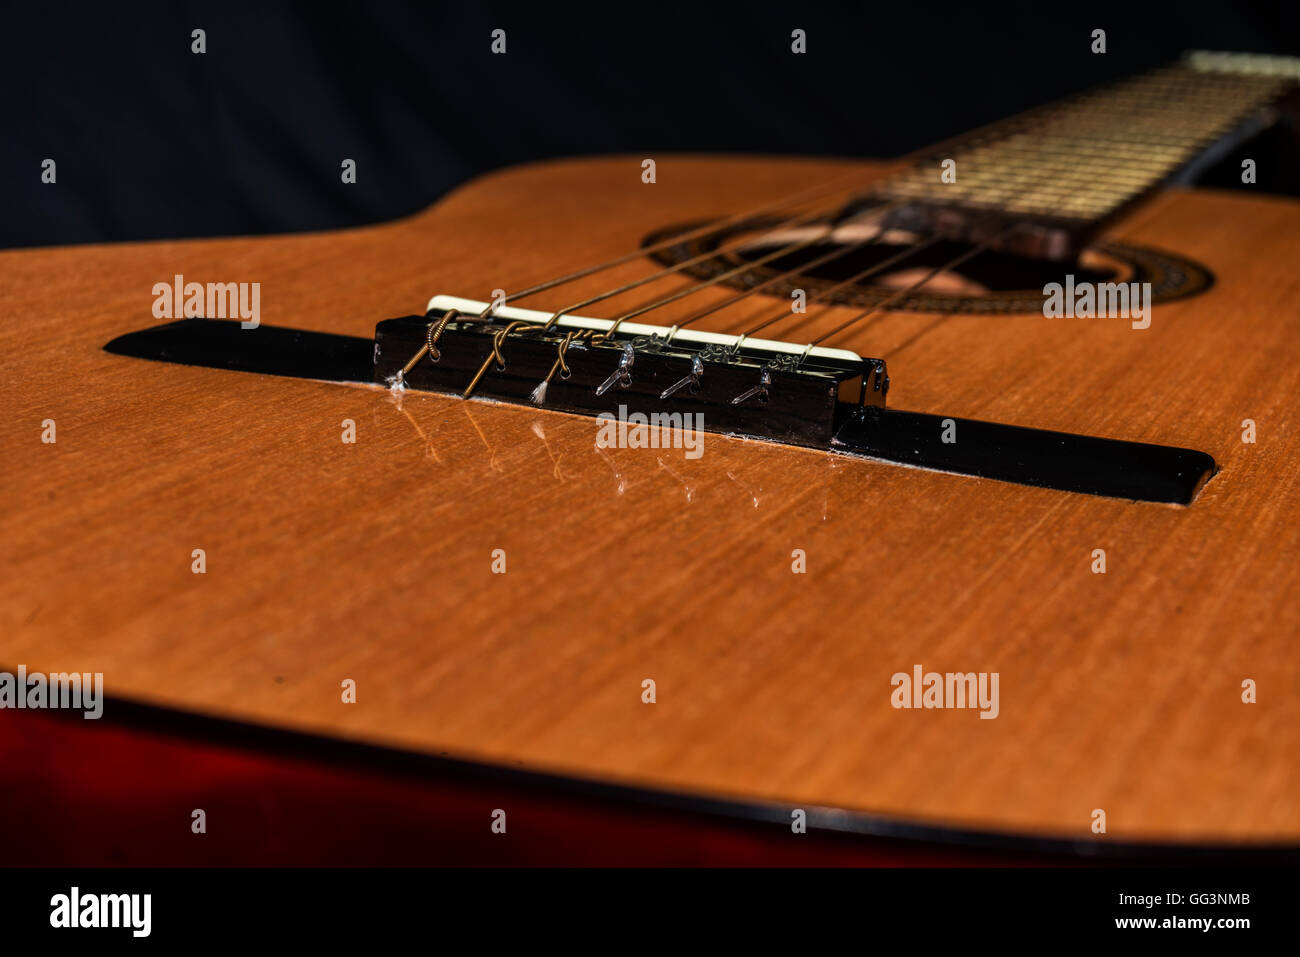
[2,155,1298,845]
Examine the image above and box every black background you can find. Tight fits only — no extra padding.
[3,0,1298,249]
[7,866,1290,943]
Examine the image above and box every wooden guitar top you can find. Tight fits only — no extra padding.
[3,156,1298,847]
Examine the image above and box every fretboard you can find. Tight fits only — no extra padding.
[869,51,1300,258]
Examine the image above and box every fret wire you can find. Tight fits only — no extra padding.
[871,63,1288,226]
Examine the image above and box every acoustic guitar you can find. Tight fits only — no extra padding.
[3,50,1298,865]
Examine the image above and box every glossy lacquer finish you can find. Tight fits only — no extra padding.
[3,156,1299,853]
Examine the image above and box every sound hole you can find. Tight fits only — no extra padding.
[643,219,1214,314]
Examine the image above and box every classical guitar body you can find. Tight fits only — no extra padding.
[3,56,1299,865]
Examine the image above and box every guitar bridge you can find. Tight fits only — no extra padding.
[372,296,888,448]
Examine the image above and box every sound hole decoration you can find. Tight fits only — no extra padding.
[642,217,1215,314]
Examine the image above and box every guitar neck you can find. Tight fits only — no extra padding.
[869,51,1300,258]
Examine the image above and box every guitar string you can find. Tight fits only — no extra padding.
[479,95,1065,317]
[470,60,1257,331]
[592,101,1145,356]
[415,62,1252,390]
[578,215,1019,403]
[787,163,1185,361]
[454,200,911,394]
[791,138,1189,353]
[531,197,907,334]
[477,192,1038,396]
[659,128,1120,347]
[581,113,1094,346]
[472,170,869,312]
[402,95,1082,379]
[721,234,946,341]
[872,77,1294,360]
[581,201,913,342]
[724,172,1036,355]
[747,144,1171,357]
[809,226,1021,347]
[401,63,1299,407]
[395,182,883,380]
[565,222,1018,406]
[583,156,1105,387]
[400,80,1112,382]
[620,222,895,331]
[634,216,934,341]
[390,174,883,379]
